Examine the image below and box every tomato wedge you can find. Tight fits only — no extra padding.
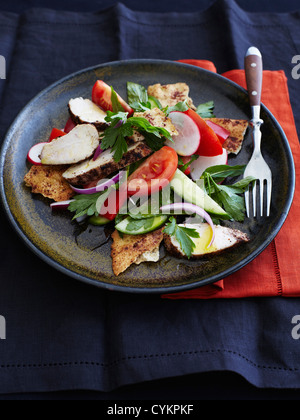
[48,128,66,142]
[184,109,223,156]
[127,146,178,197]
[64,117,76,133]
[92,80,134,115]
[100,185,128,221]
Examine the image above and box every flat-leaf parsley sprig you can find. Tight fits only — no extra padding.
[101,111,172,162]
[164,217,200,259]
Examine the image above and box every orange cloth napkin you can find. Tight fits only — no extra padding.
[162,59,300,299]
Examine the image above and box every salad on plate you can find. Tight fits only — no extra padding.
[24,79,254,276]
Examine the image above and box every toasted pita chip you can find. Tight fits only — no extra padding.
[147,83,196,109]
[111,228,164,276]
[205,118,249,154]
[129,108,178,143]
[24,165,74,202]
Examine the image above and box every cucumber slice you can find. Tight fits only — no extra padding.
[169,169,229,218]
[148,95,162,109]
[115,215,168,235]
[89,215,111,226]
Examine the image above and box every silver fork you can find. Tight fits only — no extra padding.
[244,46,272,217]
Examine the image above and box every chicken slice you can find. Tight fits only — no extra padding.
[164,223,249,259]
[62,141,152,187]
[40,124,99,165]
[68,98,108,130]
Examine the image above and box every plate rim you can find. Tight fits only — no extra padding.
[0,59,296,294]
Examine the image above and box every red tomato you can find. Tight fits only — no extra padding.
[179,156,192,176]
[48,128,66,142]
[185,109,223,156]
[92,80,134,115]
[205,120,230,145]
[127,146,178,197]
[100,185,128,221]
[64,117,76,133]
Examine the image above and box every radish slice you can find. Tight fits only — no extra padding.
[160,202,215,248]
[70,172,121,195]
[27,142,48,166]
[50,200,74,210]
[190,148,228,180]
[205,121,230,145]
[165,111,201,156]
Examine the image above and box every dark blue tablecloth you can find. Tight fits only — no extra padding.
[1,0,300,396]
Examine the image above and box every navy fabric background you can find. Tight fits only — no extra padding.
[0,0,300,399]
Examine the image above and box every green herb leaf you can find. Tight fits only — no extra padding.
[178,155,199,173]
[101,92,172,161]
[164,217,200,259]
[129,116,172,140]
[127,82,151,112]
[68,193,102,220]
[165,100,190,116]
[203,172,256,221]
[202,164,246,183]
[196,101,215,118]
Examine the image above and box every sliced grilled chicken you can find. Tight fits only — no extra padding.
[68,98,108,130]
[147,83,196,110]
[40,124,99,166]
[63,141,152,187]
[164,223,249,259]
[129,108,178,143]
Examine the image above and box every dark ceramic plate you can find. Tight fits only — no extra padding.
[0,60,295,293]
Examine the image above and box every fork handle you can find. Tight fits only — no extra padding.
[245,47,263,108]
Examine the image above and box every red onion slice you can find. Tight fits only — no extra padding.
[93,145,103,161]
[160,202,215,248]
[50,200,75,210]
[70,173,122,195]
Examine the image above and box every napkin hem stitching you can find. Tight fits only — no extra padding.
[0,348,298,372]
[271,241,283,296]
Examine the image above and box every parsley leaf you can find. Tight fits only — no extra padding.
[164,217,200,259]
[68,193,102,220]
[101,114,172,162]
[164,100,190,116]
[127,82,151,112]
[196,101,216,118]
[202,164,246,183]
[129,116,172,141]
[202,172,256,221]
